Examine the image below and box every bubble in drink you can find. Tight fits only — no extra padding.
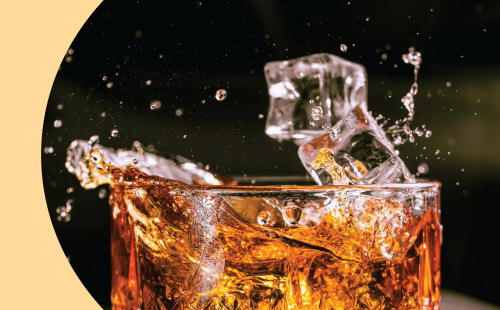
[418,163,429,174]
[150,100,161,110]
[425,130,432,138]
[340,44,348,52]
[311,106,323,120]
[111,129,119,137]
[282,200,303,225]
[215,89,227,101]
[257,211,271,226]
[54,120,62,128]
[133,159,138,165]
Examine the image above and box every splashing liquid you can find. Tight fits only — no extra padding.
[379,48,431,146]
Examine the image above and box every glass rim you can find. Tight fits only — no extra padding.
[173,178,441,194]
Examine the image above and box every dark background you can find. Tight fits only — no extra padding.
[42,0,500,308]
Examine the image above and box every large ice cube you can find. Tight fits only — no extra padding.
[264,53,367,145]
[298,105,414,185]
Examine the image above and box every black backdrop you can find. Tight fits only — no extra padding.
[42,0,500,307]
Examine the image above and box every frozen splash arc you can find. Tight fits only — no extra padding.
[66,142,441,310]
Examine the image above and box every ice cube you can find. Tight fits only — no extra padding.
[264,53,367,145]
[299,106,414,185]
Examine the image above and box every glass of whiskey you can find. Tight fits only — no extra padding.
[108,169,441,310]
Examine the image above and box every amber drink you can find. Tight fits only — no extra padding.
[107,168,441,310]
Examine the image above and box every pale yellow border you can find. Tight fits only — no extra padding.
[0,1,103,309]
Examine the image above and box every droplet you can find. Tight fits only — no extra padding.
[195,1,202,8]
[103,76,107,81]
[57,103,64,110]
[309,99,315,104]
[322,124,331,134]
[257,211,272,226]
[44,146,54,154]
[146,80,152,85]
[150,100,161,110]
[456,182,460,186]
[175,108,183,116]
[215,89,227,101]
[107,82,114,88]
[98,188,108,199]
[282,204,302,226]
[340,44,348,52]
[418,163,429,174]
[133,159,138,165]
[311,106,323,120]
[425,130,432,138]
[202,100,206,104]
[111,129,119,137]
[54,120,62,128]
[258,114,264,119]
[461,168,465,172]
[309,120,316,126]
[381,53,388,60]
[435,150,440,155]
[446,81,451,87]
[67,187,74,193]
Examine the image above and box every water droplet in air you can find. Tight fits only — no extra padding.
[462,168,465,172]
[340,44,348,52]
[150,100,161,110]
[106,82,114,88]
[57,104,64,110]
[322,124,331,134]
[98,188,108,199]
[309,120,316,126]
[215,89,227,101]
[195,2,202,8]
[257,211,272,226]
[366,17,370,21]
[258,114,264,119]
[446,81,451,87]
[418,163,429,174]
[201,100,206,104]
[309,99,315,104]
[435,150,440,155]
[381,53,388,60]
[146,80,152,85]
[425,130,432,138]
[103,76,107,81]
[111,129,119,137]
[67,187,73,193]
[133,159,138,165]
[54,120,62,128]
[44,146,54,154]
[311,106,323,120]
